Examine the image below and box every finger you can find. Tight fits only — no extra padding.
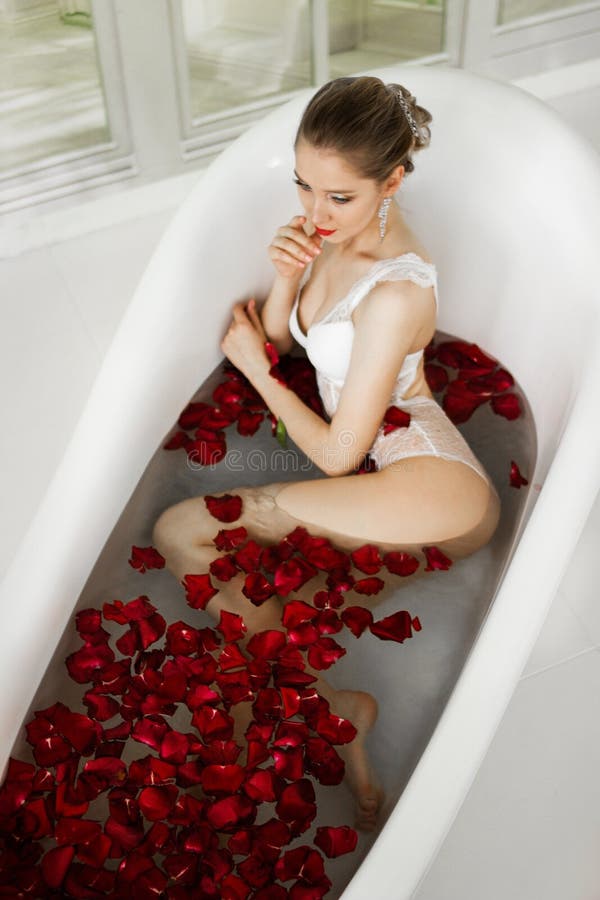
[276,225,322,255]
[231,302,249,321]
[272,235,318,263]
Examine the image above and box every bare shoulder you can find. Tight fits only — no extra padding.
[354,276,435,324]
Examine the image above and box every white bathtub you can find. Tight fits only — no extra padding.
[2,64,600,897]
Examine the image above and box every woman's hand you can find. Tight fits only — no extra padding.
[268,215,323,279]
[220,298,271,382]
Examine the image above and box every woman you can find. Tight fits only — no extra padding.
[152,76,501,831]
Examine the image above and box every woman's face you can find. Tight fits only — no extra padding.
[294,139,390,244]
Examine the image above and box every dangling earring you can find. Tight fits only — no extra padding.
[378,197,392,243]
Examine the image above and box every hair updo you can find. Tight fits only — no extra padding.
[294,75,432,183]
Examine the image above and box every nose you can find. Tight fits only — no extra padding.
[311,199,333,228]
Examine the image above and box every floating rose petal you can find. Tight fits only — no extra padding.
[210,554,240,582]
[314,711,356,745]
[213,526,248,551]
[315,609,342,635]
[160,731,189,765]
[40,845,74,889]
[138,784,178,821]
[272,745,305,782]
[206,794,256,831]
[315,825,358,859]
[307,637,346,670]
[423,545,453,571]
[192,706,234,741]
[382,550,420,577]
[218,643,248,671]
[350,544,383,574]
[242,572,275,605]
[234,540,264,574]
[205,493,243,522]
[217,610,247,643]
[201,764,245,794]
[274,557,318,597]
[491,392,521,420]
[66,642,115,684]
[304,737,345,785]
[131,715,170,751]
[221,872,253,899]
[129,545,165,573]
[237,410,264,436]
[274,844,326,884]
[247,630,287,661]
[352,576,384,596]
[83,690,119,722]
[313,589,345,610]
[442,379,486,424]
[424,362,449,392]
[54,817,101,846]
[243,768,282,803]
[182,572,219,610]
[369,610,418,643]
[275,779,317,831]
[509,459,529,488]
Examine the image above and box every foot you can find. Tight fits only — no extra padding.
[328,689,384,831]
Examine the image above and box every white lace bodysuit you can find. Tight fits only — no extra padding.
[288,252,492,486]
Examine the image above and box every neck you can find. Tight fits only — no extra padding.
[333,199,405,260]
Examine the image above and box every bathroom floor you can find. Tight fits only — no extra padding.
[1,59,600,900]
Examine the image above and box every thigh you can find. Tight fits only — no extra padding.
[273,456,499,555]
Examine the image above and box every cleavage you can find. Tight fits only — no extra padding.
[297,257,368,335]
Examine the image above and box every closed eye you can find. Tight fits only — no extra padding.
[293,177,352,204]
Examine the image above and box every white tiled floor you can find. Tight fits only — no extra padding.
[1,62,600,900]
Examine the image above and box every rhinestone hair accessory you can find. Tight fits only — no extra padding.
[393,87,419,138]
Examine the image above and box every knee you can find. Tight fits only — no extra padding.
[151,502,186,556]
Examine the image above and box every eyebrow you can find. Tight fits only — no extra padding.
[293,169,357,195]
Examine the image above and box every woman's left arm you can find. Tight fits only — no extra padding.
[221,285,428,476]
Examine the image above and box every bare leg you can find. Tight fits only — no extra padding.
[158,537,384,830]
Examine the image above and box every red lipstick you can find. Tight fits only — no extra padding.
[315,227,337,236]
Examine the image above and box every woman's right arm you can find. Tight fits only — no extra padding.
[258,215,323,356]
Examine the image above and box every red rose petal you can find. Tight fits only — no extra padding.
[275,779,317,828]
[307,637,346,670]
[205,493,243,522]
[41,845,75,889]
[242,572,275,606]
[313,589,345,609]
[274,558,318,597]
[206,794,256,831]
[509,459,529,488]
[129,545,165,573]
[247,630,287,661]
[138,784,178,821]
[350,544,383,574]
[314,710,356,745]
[210,554,240,582]
[423,545,453,571]
[234,539,264,573]
[201,764,245,794]
[304,737,345,785]
[237,410,264,436]
[382,550,420,576]
[213,526,248,551]
[315,825,358,859]
[424,362,449,392]
[369,610,419,643]
[352,576,385,596]
[217,610,247,643]
[243,768,281,803]
[491,392,521,419]
[182,572,219,610]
